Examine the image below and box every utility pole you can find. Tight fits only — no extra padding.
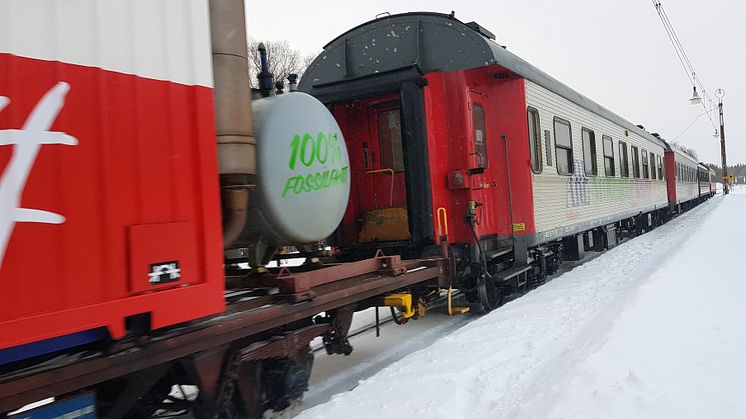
[716,89,729,195]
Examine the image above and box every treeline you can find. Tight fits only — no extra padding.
[704,162,746,180]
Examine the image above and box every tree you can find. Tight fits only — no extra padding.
[669,141,698,160]
[247,38,316,90]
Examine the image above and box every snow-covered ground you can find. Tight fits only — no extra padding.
[299,187,746,419]
[304,309,473,410]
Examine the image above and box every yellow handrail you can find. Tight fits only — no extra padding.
[436,207,449,237]
[365,168,395,207]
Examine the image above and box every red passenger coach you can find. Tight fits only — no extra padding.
[0,2,223,358]
[301,12,680,311]
[664,145,706,212]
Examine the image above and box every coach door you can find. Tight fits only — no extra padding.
[355,99,410,242]
[329,80,433,247]
[467,91,499,235]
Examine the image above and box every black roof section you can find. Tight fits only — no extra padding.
[299,12,668,149]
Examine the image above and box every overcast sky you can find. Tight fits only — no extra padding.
[246,0,745,165]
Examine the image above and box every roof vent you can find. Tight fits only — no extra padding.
[636,124,645,130]
[651,133,661,138]
[464,21,496,40]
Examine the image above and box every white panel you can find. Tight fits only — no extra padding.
[0,0,213,87]
[674,152,700,204]
[526,80,669,238]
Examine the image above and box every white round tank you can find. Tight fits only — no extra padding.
[237,92,350,254]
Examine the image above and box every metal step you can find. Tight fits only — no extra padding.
[495,265,532,283]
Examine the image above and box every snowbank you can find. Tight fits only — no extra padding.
[299,189,746,418]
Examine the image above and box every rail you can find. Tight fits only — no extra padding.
[366,168,395,207]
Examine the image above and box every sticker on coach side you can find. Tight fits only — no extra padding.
[148,261,181,285]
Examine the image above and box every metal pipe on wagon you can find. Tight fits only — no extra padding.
[209,0,257,248]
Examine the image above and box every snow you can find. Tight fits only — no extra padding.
[305,310,472,410]
[299,187,746,419]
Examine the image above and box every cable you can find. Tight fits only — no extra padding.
[672,113,702,141]
[653,1,693,84]
[652,0,718,131]
[660,110,710,131]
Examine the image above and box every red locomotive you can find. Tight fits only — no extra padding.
[0,7,714,418]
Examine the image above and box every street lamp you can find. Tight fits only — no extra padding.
[689,85,702,105]
[715,88,729,195]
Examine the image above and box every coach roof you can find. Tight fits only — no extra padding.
[300,12,667,149]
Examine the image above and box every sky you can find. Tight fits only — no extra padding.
[246,0,745,165]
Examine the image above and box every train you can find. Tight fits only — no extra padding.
[300,11,716,311]
[0,5,715,418]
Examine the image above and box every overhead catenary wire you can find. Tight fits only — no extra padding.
[672,113,703,141]
[660,109,711,131]
[652,0,718,131]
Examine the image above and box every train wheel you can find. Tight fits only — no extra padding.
[477,274,503,314]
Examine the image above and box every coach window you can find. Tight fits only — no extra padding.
[631,146,640,178]
[527,107,542,173]
[619,141,629,177]
[650,152,656,180]
[658,156,664,179]
[581,128,597,176]
[473,104,488,168]
[602,135,615,177]
[377,109,405,172]
[553,117,573,175]
[641,149,649,179]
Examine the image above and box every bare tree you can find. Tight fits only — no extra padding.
[247,38,316,89]
[669,141,699,160]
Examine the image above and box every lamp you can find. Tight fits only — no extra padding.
[689,85,702,105]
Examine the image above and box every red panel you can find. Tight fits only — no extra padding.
[424,68,535,246]
[0,54,224,350]
[332,66,536,249]
[128,222,199,294]
[665,150,677,205]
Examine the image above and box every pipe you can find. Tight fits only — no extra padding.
[221,188,249,249]
[502,134,514,238]
[288,74,299,92]
[209,0,256,248]
[257,43,274,97]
